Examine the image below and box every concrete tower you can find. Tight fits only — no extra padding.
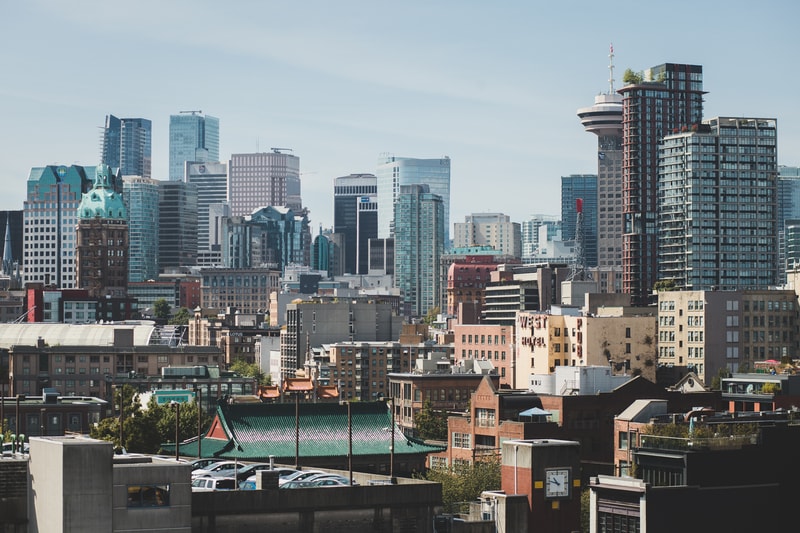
[576,44,623,270]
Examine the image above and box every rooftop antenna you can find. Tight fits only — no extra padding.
[608,43,615,94]
[568,198,591,282]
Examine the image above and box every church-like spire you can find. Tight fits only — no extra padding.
[2,213,12,276]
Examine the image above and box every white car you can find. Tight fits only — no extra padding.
[191,476,238,492]
[191,461,243,478]
[277,469,327,486]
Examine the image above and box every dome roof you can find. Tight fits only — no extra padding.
[78,163,127,220]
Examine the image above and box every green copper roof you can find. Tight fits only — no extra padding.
[78,163,127,220]
[165,400,444,460]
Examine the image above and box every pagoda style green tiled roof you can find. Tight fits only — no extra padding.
[164,400,444,461]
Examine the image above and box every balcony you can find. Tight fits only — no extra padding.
[639,433,757,452]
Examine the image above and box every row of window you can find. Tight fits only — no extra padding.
[459,334,507,345]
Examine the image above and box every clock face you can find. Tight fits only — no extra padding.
[545,468,570,499]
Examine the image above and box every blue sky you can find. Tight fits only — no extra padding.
[2,1,798,231]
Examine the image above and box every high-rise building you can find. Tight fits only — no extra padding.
[619,63,705,304]
[76,164,128,298]
[777,166,800,279]
[577,48,623,268]
[168,111,219,181]
[185,161,228,252]
[23,165,113,288]
[521,215,560,261]
[123,176,160,282]
[561,175,598,267]
[228,150,300,216]
[101,115,152,179]
[658,117,778,290]
[221,206,310,273]
[311,231,344,278]
[158,181,198,271]
[376,155,450,244]
[333,173,378,274]
[452,213,522,259]
[282,299,403,380]
[394,184,444,317]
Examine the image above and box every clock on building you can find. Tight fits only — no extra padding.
[544,468,571,499]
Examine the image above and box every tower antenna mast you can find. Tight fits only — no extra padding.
[608,43,615,94]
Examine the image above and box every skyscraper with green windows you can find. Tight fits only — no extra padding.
[394,184,444,317]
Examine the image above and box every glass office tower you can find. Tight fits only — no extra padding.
[168,112,219,181]
[376,155,450,245]
[102,115,152,179]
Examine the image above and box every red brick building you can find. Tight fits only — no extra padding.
[446,258,500,317]
[389,371,495,438]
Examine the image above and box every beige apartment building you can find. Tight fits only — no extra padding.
[656,290,799,385]
[452,323,515,387]
[516,307,657,387]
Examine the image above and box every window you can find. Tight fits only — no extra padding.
[619,431,629,450]
[625,327,631,338]
[430,456,448,469]
[127,484,170,507]
[452,432,471,449]
[475,408,495,428]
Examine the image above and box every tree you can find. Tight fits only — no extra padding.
[622,68,643,85]
[710,366,730,391]
[169,307,191,325]
[422,458,501,511]
[90,385,212,454]
[229,357,269,386]
[414,400,448,441]
[423,306,440,326]
[653,279,677,292]
[153,298,171,321]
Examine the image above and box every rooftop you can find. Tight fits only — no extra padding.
[165,400,444,460]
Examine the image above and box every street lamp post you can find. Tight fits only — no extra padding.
[15,394,24,452]
[347,401,353,486]
[295,391,300,469]
[389,395,395,480]
[171,401,181,461]
[115,386,125,451]
[40,408,46,437]
[381,394,396,480]
[197,388,203,458]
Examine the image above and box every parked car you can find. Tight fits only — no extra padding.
[191,476,238,492]
[303,473,353,485]
[188,458,222,471]
[239,468,300,490]
[280,480,316,489]
[192,461,243,478]
[233,463,296,483]
[307,477,352,487]
[2,442,29,454]
[277,469,327,486]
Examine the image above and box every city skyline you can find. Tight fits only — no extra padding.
[1,2,799,231]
